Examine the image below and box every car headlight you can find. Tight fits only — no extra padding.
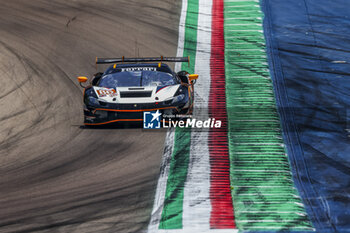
[172,94,185,104]
[86,88,98,98]
[85,88,100,107]
[173,86,184,96]
[88,96,100,106]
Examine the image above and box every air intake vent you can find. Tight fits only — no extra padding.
[120,91,152,98]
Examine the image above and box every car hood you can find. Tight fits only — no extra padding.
[93,84,180,104]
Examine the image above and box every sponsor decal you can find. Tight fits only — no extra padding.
[121,67,157,72]
[95,87,117,97]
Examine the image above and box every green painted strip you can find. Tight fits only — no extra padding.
[158,0,199,229]
[182,0,199,74]
[224,0,313,231]
[159,127,192,229]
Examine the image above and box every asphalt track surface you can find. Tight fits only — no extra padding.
[0,1,180,232]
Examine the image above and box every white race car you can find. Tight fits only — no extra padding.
[77,57,198,126]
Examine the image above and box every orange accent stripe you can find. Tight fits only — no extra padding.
[85,119,169,126]
[85,118,143,126]
[92,107,177,113]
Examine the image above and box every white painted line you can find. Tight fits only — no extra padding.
[331,60,347,63]
[182,0,212,229]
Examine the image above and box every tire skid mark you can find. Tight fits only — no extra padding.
[0,0,178,232]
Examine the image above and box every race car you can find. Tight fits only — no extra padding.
[77,57,198,126]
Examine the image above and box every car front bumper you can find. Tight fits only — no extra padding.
[83,103,184,126]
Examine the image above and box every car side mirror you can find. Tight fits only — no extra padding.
[77,76,88,83]
[188,74,199,84]
[77,76,88,87]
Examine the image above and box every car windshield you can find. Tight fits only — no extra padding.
[98,71,176,88]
